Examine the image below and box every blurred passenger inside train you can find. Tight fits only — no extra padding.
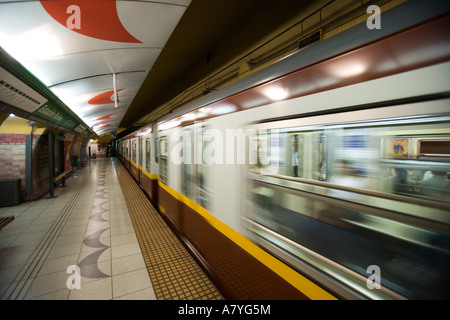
[320,160,368,228]
[328,160,367,201]
[420,170,450,200]
[312,161,326,181]
[390,167,410,195]
[291,135,299,177]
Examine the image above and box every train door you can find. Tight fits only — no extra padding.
[181,124,211,210]
[145,137,151,173]
[196,125,212,209]
[125,140,130,170]
[159,136,168,184]
[138,136,142,166]
[138,135,143,185]
[181,127,194,200]
[131,139,137,164]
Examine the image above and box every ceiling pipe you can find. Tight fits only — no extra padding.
[113,73,119,108]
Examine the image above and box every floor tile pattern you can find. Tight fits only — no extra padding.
[79,163,110,279]
[0,158,155,300]
[116,163,224,300]
[1,175,88,299]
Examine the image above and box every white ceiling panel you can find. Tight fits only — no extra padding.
[0,0,191,135]
[117,1,189,46]
[51,72,148,97]
[25,48,161,86]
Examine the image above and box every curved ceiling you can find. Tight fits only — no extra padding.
[0,0,319,137]
[0,0,191,136]
[122,0,319,129]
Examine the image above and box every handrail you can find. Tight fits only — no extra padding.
[250,176,450,235]
[248,170,450,211]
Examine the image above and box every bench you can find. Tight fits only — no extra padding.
[0,215,14,230]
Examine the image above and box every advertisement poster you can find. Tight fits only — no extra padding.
[65,140,72,173]
[389,138,409,158]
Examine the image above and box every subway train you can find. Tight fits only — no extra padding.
[117,1,450,300]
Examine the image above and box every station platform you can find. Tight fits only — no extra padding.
[0,158,223,300]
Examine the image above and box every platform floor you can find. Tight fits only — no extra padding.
[0,157,223,300]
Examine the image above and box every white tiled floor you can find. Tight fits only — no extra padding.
[0,158,156,300]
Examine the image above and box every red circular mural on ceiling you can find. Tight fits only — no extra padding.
[40,0,142,43]
[88,89,124,105]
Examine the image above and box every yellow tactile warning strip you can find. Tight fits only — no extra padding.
[116,163,224,300]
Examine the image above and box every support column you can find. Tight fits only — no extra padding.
[48,130,55,198]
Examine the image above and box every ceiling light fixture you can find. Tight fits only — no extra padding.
[329,61,367,78]
[264,86,288,101]
[209,103,237,115]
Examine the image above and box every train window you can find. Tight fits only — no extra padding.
[138,137,142,167]
[160,137,168,183]
[132,140,137,163]
[251,129,325,180]
[290,133,304,178]
[250,129,283,172]
[146,138,151,172]
[246,112,450,299]
[252,120,450,201]
[419,140,450,159]
[312,132,327,181]
[155,137,160,164]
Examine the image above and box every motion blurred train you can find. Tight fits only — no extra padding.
[117,0,450,299]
